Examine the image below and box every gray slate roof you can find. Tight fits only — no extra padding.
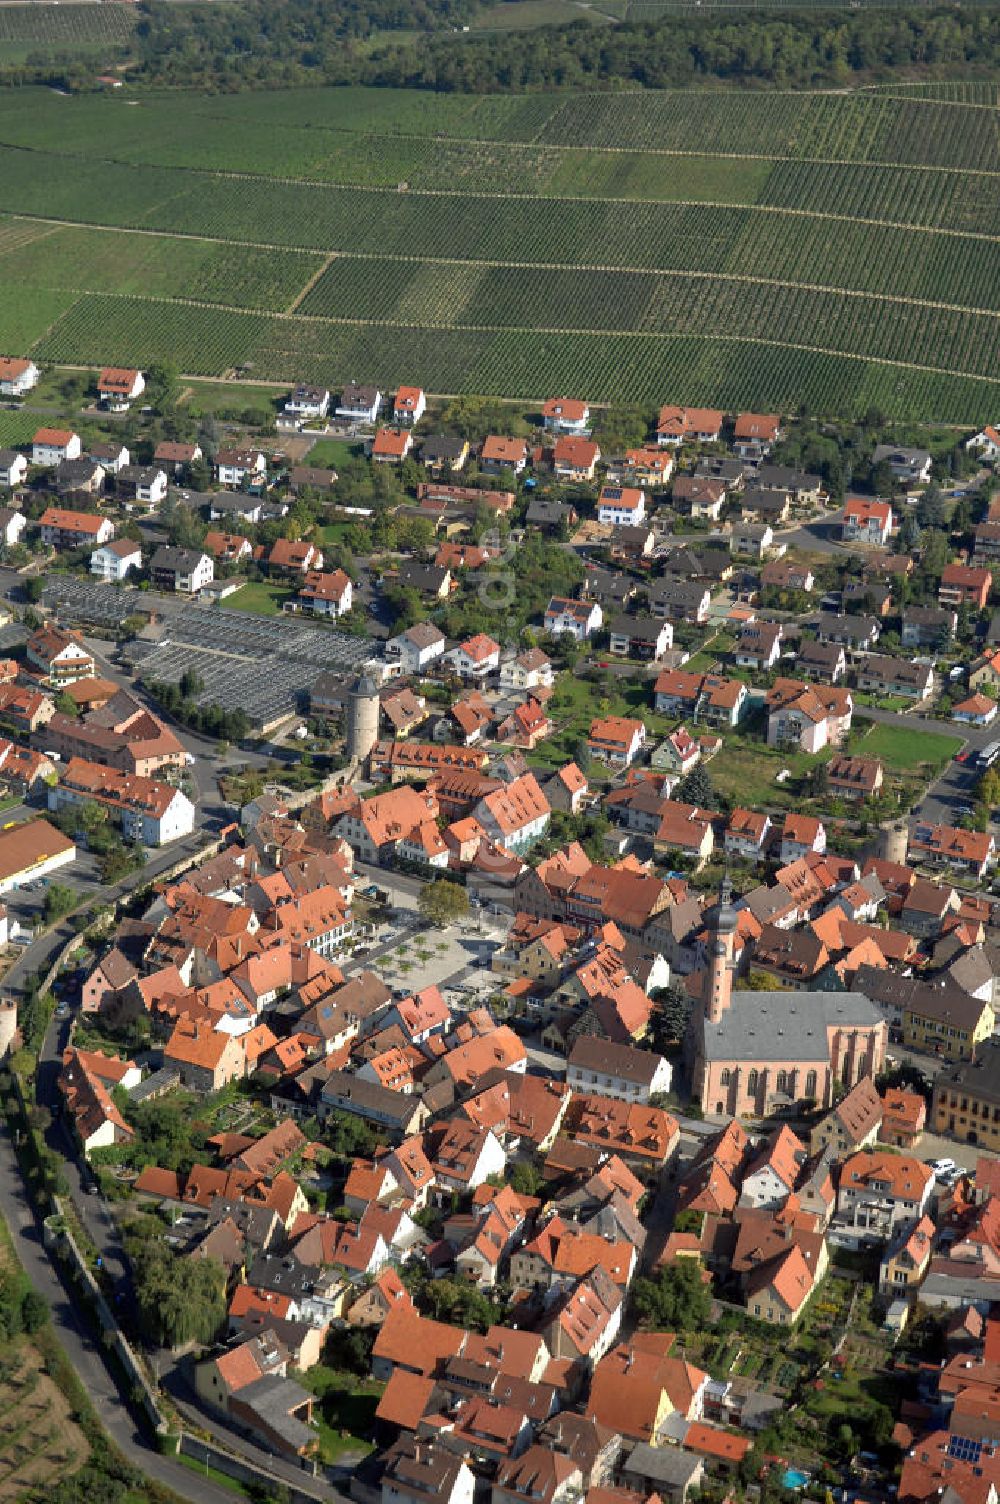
[701,989,882,1062]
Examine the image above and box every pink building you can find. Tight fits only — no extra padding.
[688,885,886,1118]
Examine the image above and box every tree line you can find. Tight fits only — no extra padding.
[10,3,1000,94]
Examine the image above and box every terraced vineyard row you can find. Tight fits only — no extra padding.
[297,256,1000,378]
[0,3,136,47]
[3,148,999,313]
[0,84,995,173]
[28,292,1000,424]
[0,220,322,311]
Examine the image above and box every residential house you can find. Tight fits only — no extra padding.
[597,486,645,527]
[371,429,414,465]
[761,559,814,594]
[899,979,994,1063]
[296,569,353,618]
[449,634,501,681]
[814,613,880,653]
[386,386,425,427]
[336,385,382,424]
[500,649,554,693]
[878,1215,935,1299]
[150,546,214,594]
[672,476,726,521]
[855,654,934,701]
[952,694,998,727]
[283,384,330,420]
[880,1089,926,1148]
[810,1076,882,1155]
[730,522,774,559]
[842,498,893,546]
[481,437,529,475]
[0,452,27,489]
[732,413,782,461]
[164,1020,245,1092]
[834,1149,933,1246]
[909,822,995,881]
[90,538,142,582]
[566,1037,671,1104]
[780,813,826,863]
[765,679,852,753]
[553,437,600,483]
[608,615,672,661]
[26,626,94,686]
[543,398,590,434]
[49,758,195,845]
[872,444,932,484]
[827,754,883,801]
[54,458,104,497]
[588,716,646,769]
[734,620,782,672]
[32,428,81,467]
[656,405,723,447]
[97,367,144,411]
[386,622,447,675]
[216,449,266,489]
[724,808,771,863]
[796,640,846,684]
[901,605,956,650]
[153,441,202,476]
[647,579,712,625]
[654,669,747,728]
[0,357,38,396]
[940,563,992,611]
[39,507,113,549]
[544,597,603,641]
[117,465,168,508]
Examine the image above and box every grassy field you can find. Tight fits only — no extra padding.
[0,84,999,417]
[854,719,962,773]
[308,438,366,469]
[221,582,295,616]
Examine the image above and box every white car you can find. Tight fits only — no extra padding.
[930,1157,956,1180]
[184,753,196,766]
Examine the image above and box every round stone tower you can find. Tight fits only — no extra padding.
[880,818,909,866]
[346,669,381,762]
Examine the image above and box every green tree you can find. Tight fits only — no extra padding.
[674,763,715,809]
[631,1261,711,1332]
[53,691,79,718]
[43,884,77,924]
[417,879,470,928]
[650,981,694,1049]
[917,486,945,529]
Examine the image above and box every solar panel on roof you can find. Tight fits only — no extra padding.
[948,1435,982,1464]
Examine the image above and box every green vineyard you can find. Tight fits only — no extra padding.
[0,83,998,420]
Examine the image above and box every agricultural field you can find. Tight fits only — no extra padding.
[0,3,136,63]
[0,84,998,418]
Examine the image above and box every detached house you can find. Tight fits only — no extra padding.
[553,437,600,483]
[842,498,893,546]
[588,716,645,769]
[481,436,529,475]
[827,754,883,802]
[0,451,27,489]
[872,444,932,484]
[449,634,501,681]
[940,563,992,611]
[734,620,782,672]
[855,654,934,702]
[732,413,782,461]
[909,822,995,880]
[91,538,142,583]
[371,429,414,465]
[765,678,852,753]
[656,404,723,446]
[150,546,214,594]
[39,507,114,549]
[336,385,382,424]
[97,367,144,411]
[283,384,330,420]
[216,449,266,489]
[0,356,38,396]
[608,615,672,662]
[26,626,94,686]
[117,464,168,508]
[543,397,590,434]
[597,486,645,527]
[780,813,826,863]
[544,597,603,641]
[32,428,81,467]
[392,387,426,426]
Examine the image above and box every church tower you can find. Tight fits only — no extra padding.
[705,875,737,1025]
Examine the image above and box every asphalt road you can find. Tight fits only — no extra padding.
[0,1120,242,1504]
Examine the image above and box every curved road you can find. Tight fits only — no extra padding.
[0,1121,241,1504]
